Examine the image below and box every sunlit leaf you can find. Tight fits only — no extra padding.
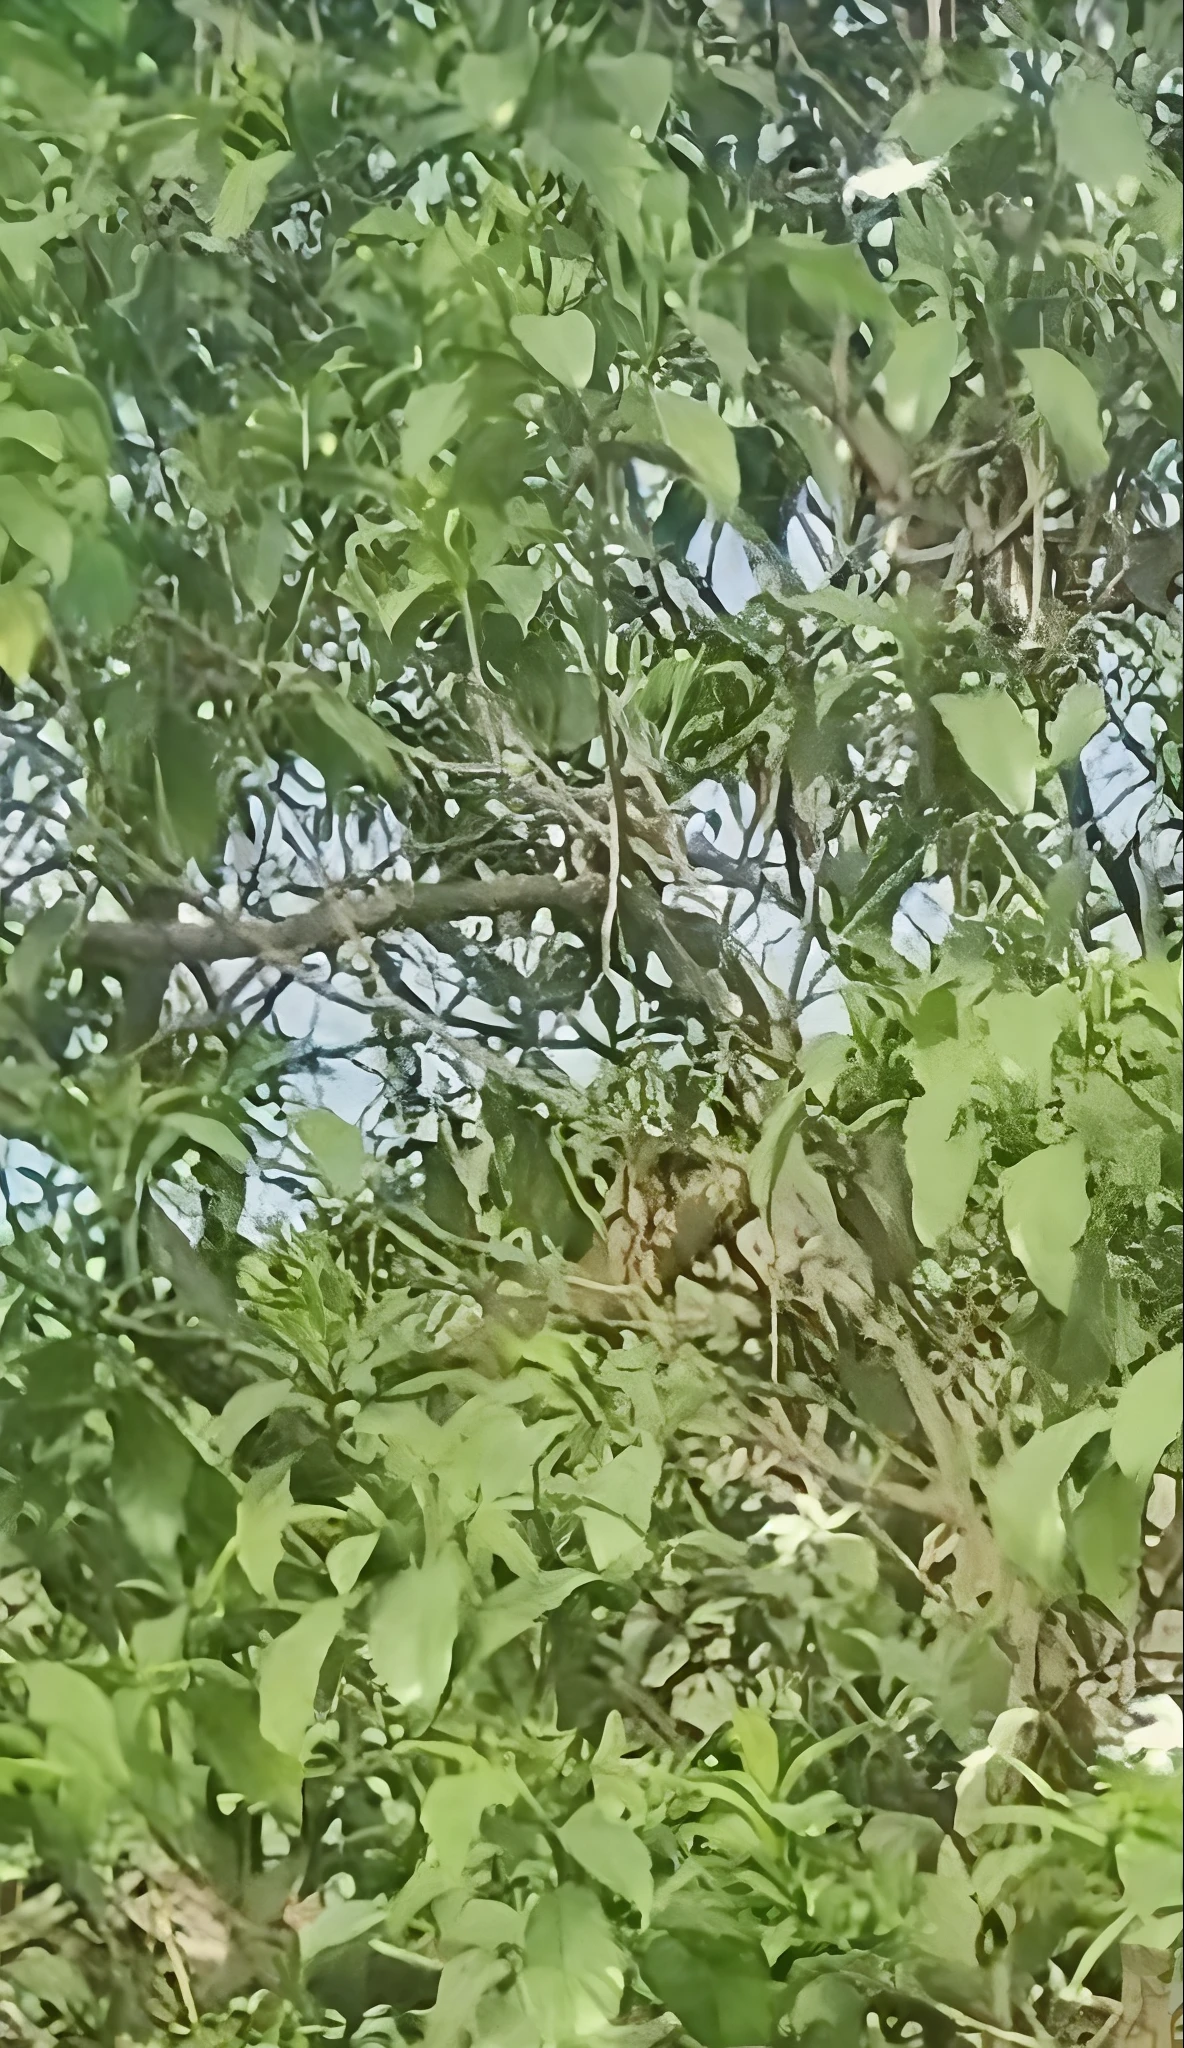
[211,151,293,239]
[510,311,596,393]
[1001,1139,1091,1312]
[932,689,1041,815]
[1018,347,1109,488]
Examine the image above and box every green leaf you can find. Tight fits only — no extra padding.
[257,1598,343,1758]
[369,1549,465,1717]
[1017,347,1109,489]
[1001,1138,1090,1312]
[982,985,1074,1100]
[21,1664,129,1788]
[471,1569,592,1661]
[455,44,538,130]
[3,899,79,1002]
[777,233,893,326]
[642,1935,778,2048]
[683,308,756,392]
[1046,680,1107,769]
[234,510,290,613]
[1052,71,1153,195]
[189,1676,304,1827]
[6,1946,93,2018]
[297,1891,389,1967]
[156,708,221,861]
[521,1885,624,2043]
[904,1033,982,1247]
[1071,1463,1144,1618]
[1116,1838,1183,1928]
[111,1396,193,1567]
[576,1438,662,1570]
[64,0,129,38]
[510,311,596,393]
[731,1705,781,1795]
[55,537,136,642]
[987,1406,1110,1587]
[327,1530,379,1594]
[785,586,900,636]
[402,378,469,476]
[0,583,49,680]
[295,685,404,789]
[588,52,672,140]
[296,1107,367,1197]
[211,1381,317,1458]
[236,1464,295,1599]
[932,689,1040,815]
[161,1110,250,1169]
[558,1804,653,1920]
[211,150,293,239]
[1110,1346,1183,1490]
[483,561,553,632]
[654,390,740,515]
[0,405,64,460]
[0,476,73,583]
[890,85,1012,159]
[421,1760,519,1875]
[880,313,959,441]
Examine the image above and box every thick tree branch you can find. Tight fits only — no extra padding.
[79,872,606,969]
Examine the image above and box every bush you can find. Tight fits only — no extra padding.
[0,0,1179,2043]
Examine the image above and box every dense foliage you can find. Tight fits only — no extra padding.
[0,0,1180,2041]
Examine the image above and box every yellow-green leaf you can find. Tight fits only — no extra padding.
[211,151,293,240]
[890,84,1012,159]
[654,391,740,514]
[558,1805,653,1920]
[296,1108,367,1197]
[0,584,49,682]
[1046,681,1107,770]
[881,313,959,441]
[1110,1346,1183,1491]
[987,1406,1109,1587]
[511,310,596,392]
[932,689,1040,815]
[258,1599,343,1758]
[369,1549,465,1716]
[1052,71,1153,196]
[1017,348,1108,489]
[1001,1139,1090,1312]
[0,476,73,583]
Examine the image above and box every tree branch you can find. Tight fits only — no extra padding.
[79,872,606,969]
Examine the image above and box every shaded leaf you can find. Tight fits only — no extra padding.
[402,379,469,476]
[588,52,672,141]
[0,476,73,583]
